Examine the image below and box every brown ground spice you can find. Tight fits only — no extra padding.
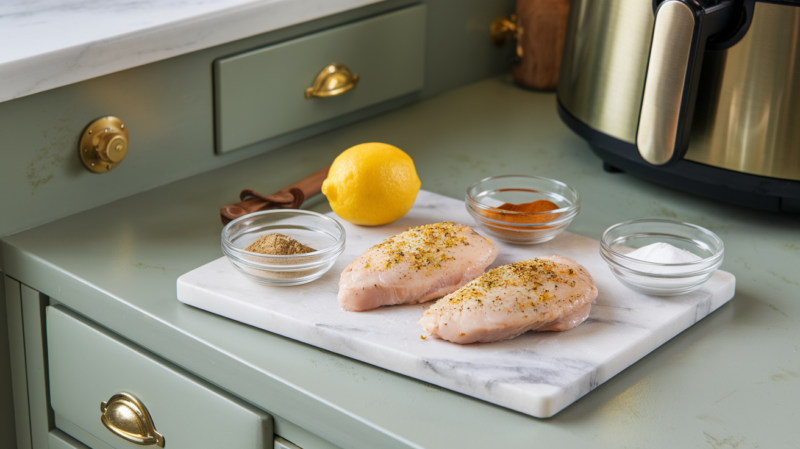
[245,233,316,255]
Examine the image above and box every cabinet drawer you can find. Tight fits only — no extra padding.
[47,306,273,449]
[214,5,426,153]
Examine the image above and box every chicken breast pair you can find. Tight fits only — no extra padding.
[337,222,597,344]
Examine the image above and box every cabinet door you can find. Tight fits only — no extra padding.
[47,305,273,449]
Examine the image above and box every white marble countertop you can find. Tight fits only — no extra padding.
[0,0,383,103]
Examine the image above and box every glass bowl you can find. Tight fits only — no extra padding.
[600,219,724,296]
[221,210,346,286]
[465,175,580,244]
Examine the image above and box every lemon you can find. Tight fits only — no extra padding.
[322,143,421,226]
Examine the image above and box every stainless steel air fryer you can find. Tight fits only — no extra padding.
[557,0,800,212]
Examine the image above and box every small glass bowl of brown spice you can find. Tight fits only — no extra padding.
[465,175,580,244]
[222,210,346,286]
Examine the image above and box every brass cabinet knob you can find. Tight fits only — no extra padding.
[490,14,518,47]
[80,116,129,172]
[100,392,165,447]
[305,64,359,99]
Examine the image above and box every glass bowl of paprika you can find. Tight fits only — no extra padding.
[465,175,580,244]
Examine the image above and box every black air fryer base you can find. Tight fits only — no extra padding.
[557,101,800,214]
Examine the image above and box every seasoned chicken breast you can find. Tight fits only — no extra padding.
[419,256,597,344]
[338,222,499,312]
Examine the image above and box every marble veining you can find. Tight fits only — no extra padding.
[177,190,736,418]
[0,0,383,102]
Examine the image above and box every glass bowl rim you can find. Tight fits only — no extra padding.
[465,174,581,216]
[600,218,724,268]
[221,209,346,261]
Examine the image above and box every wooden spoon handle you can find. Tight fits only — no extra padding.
[220,166,330,225]
[512,0,571,90]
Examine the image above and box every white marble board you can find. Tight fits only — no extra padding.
[177,190,735,418]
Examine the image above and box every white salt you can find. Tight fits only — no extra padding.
[626,242,702,264]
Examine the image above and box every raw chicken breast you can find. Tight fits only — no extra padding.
[338,222,498,312]
[419,256,597,344]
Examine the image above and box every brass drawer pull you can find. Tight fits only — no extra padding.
[305,64,359,99]
[100,392,165,447]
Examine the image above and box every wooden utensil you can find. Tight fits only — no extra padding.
[492,0,571,91]
[220,166,330,224]
[514,0,570,90]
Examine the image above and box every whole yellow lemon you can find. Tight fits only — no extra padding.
[322,143,421,226]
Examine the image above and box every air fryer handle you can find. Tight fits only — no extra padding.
[637,0,734,166]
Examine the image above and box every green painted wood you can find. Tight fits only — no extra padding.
[0,0,513,238]
[0,274,18,448]
[215,5,426,153]
[47,305,273,449]
[6,78,793,448]
[421,0,517,97]
[21,285,52,449]
[54,413,114,449]
[49,429,91,449]
[55,407,338,449]
[272,416,342,449]
[274,436,301,449]
[4,276,30,449]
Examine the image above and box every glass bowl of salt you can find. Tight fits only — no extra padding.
[599,219,724,296]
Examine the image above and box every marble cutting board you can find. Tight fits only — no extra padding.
[177,190,736,418]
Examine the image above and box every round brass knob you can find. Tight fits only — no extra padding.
[80,116,129,172]
[100,392,164,447]
[490,14,518,47]
[99,135,128,163]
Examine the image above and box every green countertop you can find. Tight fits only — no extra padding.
[2,76,798,448]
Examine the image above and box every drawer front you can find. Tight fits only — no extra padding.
[47,306,273,449]
[214,5,426,153]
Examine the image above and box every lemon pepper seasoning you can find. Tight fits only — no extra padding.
[444,258,577,311]
[365,222,469,275]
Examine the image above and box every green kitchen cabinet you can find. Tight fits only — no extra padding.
[0,0,514,238]
[5,277,92,449]
[5,277,344,449]
[47,305,273,449]
[215,5,426,153]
